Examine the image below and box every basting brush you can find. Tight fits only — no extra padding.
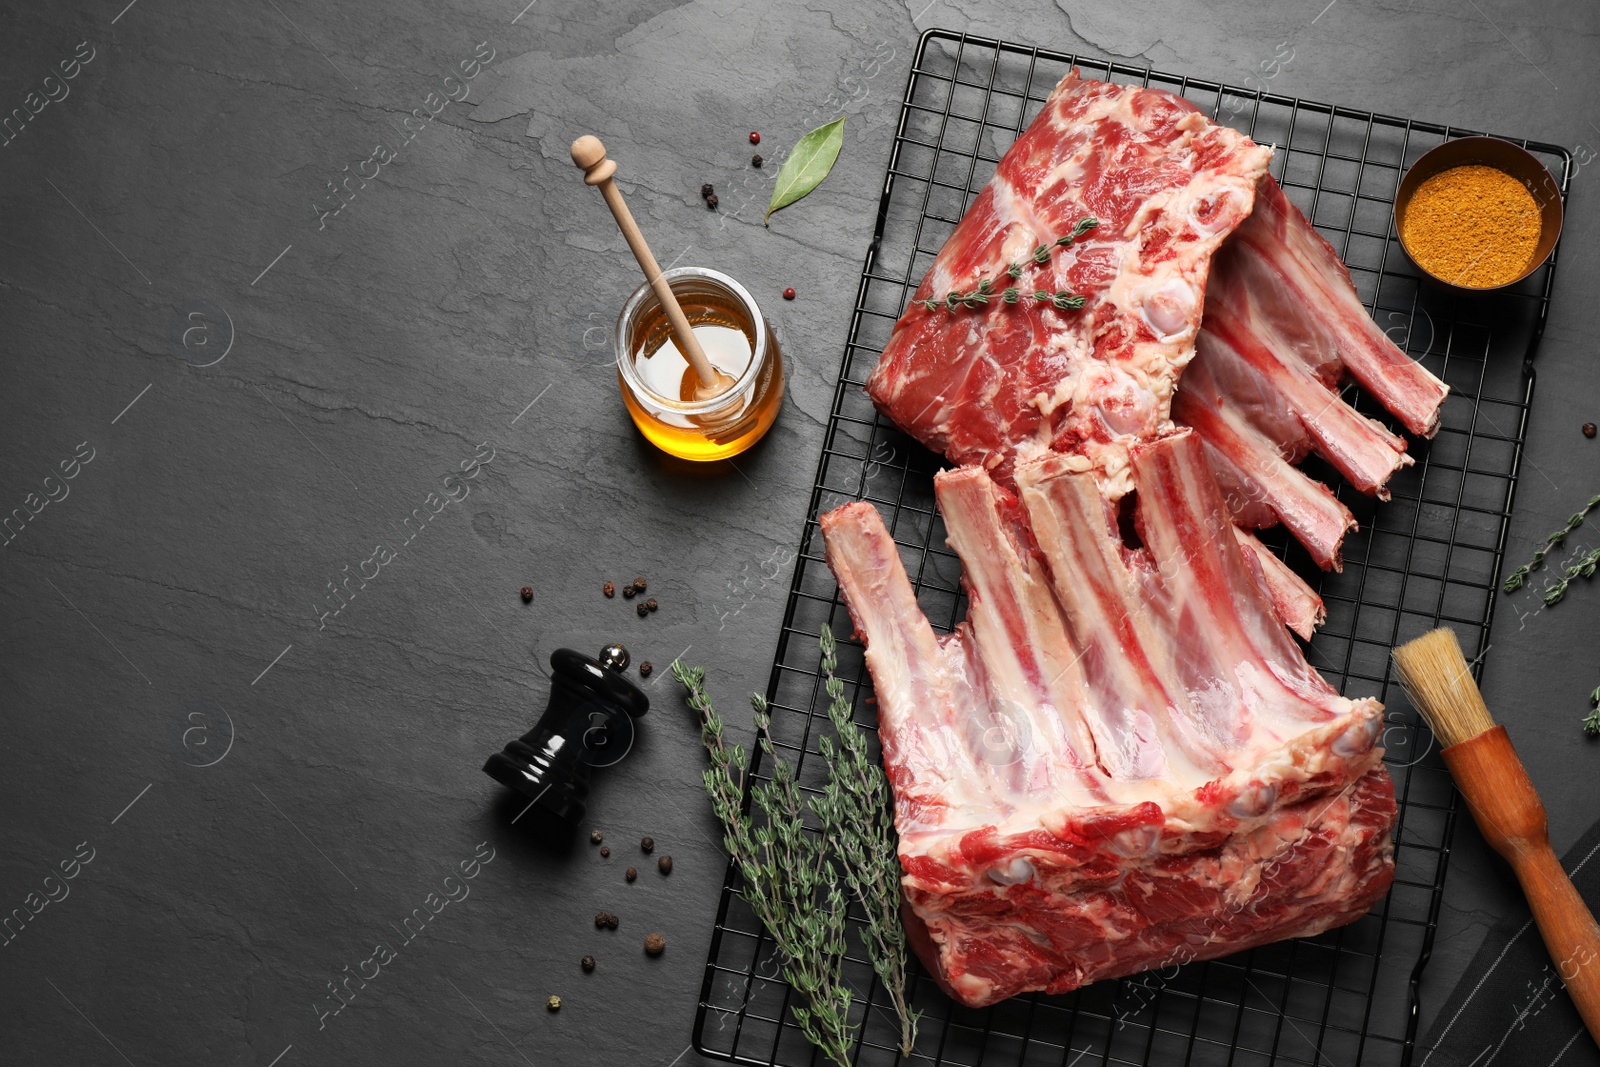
[1392,627,1600,1042]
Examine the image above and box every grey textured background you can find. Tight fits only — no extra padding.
[2,0,1597,1065]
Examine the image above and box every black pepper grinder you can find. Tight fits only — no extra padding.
[482,648,648,831]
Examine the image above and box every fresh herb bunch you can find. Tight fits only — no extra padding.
[923,216,1099,313]
[811,624,921,1055]
[1503,492,1600,594]
[1585,686,1600,738]
[671,661,855,1067]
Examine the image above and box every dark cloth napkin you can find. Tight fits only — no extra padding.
[1420,816,1600,1067]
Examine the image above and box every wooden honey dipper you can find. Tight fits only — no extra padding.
[571,135,735,401]
[1393,627,1600,1044]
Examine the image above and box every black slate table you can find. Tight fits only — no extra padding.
[3,1,1598,1065]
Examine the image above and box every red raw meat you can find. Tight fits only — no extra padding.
[1234,527,1326,640]
[823,71,1422,1006]
[1213,176,1447,441]
[821,432,1394,1006]
[1177,176,1447,567]
[866,70,1274,496]
[865,71,1445,569]
[1170,335,1357,570]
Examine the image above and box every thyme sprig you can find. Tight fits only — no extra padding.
[922,215,1099,313]
[1503,492,1600,593]
[1539,544,1600,607]
[811,624,921,1055]
[1585,686,1600,738]
[672,661,855,1067]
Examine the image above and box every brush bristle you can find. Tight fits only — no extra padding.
[1391,628,1495,747]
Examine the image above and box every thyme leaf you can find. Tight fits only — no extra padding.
[672,661,854,1066]
[810,624,921,1055]
[920,216,1097,314]
[1585,686,1600,738]
[1541,544,1600,606]
[1503,492,1600,593]
[674,628,922,1061]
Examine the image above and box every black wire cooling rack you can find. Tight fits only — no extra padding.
[694,29,1571,1067]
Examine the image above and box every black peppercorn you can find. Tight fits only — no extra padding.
[623,585,637,599]
[706,194,719,209]
[606,914,619,930]
[1585,423,1597,438]
[599,846,610,858]
[700,183,714,199]
[639,661,653,677]
[520,586,533,602]
[590,829,603,845]
[603,580,616,598]
[594,911,609,928]
[633,577,647,591]
[752,153,763,167]
[636,602,649,618]
[641,836,654,853]
[644,932,666,956]
[581,955,595,972]
[658,855,673,875]
[626,866,638,882]
[644,598,658,612]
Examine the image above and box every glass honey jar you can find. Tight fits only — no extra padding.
[615,267,784,461]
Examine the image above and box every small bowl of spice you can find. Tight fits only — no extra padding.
[1394,135,1562,292]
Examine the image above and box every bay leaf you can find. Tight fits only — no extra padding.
[764,116,845,226]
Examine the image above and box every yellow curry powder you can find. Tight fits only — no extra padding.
[1401,164,1541,288]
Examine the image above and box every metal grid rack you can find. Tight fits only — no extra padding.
[694,29,1571,1067]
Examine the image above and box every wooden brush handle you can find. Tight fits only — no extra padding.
[1443,725,1600,1042]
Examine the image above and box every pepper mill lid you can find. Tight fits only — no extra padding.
[482,649,648,831]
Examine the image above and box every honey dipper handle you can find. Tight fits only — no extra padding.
[1443,726,1600,1043]
[570,135,722,396]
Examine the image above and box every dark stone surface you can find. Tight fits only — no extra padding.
[0,1,1596,1064]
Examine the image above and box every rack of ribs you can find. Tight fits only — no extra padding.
[819,69,1440,1004]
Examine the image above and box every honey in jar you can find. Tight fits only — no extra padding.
[615,267,784,461]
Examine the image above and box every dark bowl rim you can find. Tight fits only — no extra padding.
[1392,134,1564,294]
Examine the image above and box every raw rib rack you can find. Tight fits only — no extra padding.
[693,30,1569,1067]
